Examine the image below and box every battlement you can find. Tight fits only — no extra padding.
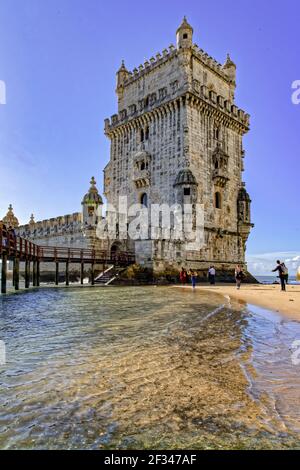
[121,44,178,87]
[118,43,231,90]
[105,79,250,134]
[17,212,83,239]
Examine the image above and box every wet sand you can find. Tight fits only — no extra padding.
[176,284,300,321]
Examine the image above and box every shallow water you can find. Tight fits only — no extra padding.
[0,286,300,449]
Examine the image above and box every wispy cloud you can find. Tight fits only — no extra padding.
[247,252,300,275]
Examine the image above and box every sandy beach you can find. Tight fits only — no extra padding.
[176,284,300,321]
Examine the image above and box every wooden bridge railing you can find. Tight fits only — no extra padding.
[0,222,135,293]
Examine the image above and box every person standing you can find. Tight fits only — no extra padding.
[189,270,197,289]
[272,260,287,291]
[179,267,187,285]
[208,266,216,285]
[235,265,244,290]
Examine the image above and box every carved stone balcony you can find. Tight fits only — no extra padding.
[212,169,229,188]
[133,169,151,188]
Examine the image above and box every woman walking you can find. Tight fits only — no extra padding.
[235,265,244,290]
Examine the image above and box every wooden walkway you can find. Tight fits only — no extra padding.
[0,223,135,293]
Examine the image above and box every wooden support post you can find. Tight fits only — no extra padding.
[65,261,69,286]
[14,258,20,291]
[12,261,15,287]
[25,259,30,288]
[55,262,59,286]
[80,262,84,285]
[91,263,95,286]
[1,253,7,294]
[36,261,40,287]
[33,260,37,286]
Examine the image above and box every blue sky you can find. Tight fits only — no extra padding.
[0,0,299,274]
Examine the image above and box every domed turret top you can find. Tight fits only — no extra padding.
[222,53,237,84]
[223,53,236,69]
[116,60,130,90]
[118,60,128,73]
[174,169,198,187]
[2,204,19,228]
[81,177,103,205]
[176,16,194,34]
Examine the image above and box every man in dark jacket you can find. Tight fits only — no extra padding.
[272,260,286,291]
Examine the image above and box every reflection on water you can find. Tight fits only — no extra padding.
[0,286,300,449]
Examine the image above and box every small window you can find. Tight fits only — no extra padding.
[140,128,144,142]
[145,127,149,140]
[141,161,145,171]
[183,33,188,39]
[141,193,148,208]
[215,192,221,209]
[184,188,191,196]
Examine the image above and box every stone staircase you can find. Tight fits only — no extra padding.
[94,265,127,286]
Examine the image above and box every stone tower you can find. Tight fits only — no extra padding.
[104,18,253,276]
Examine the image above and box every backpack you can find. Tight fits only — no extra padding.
[281,264,288,275]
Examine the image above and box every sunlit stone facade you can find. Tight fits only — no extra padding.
[103,18,253,274]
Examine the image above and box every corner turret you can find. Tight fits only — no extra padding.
[81,177,103,227]
[237,183,254,250]
[222,53,236,84]
[116,60,129,99]
[176,16,193,50]
[2,204,19,229]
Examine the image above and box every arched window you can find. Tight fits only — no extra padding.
[141,161,145,171]
[145,127,149,140]
[140,128,144,142]
[141,193,148,208]
[214,127,220,140]
[215,192,221,209]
